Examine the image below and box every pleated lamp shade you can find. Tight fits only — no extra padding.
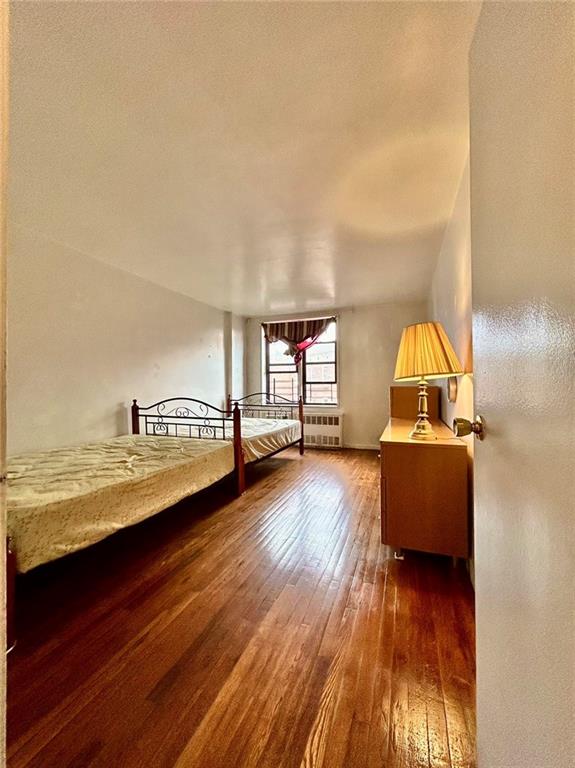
[394,322,463,381]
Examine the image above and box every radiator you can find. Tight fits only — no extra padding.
[303,410,343,448]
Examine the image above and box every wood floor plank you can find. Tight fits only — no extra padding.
[7,449,476,768]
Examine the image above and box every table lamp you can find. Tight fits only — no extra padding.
[394,321,463,440]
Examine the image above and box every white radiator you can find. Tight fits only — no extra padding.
[303,410,343,448]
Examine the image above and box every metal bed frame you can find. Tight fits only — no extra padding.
[132,393,304,496]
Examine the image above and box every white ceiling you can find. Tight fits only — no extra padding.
[10,1,480,317]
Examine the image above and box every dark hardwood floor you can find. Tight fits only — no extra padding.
[8,449,476,768]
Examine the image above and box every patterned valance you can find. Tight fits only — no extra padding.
[263,317,335,364]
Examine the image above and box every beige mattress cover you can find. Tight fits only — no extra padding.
[7,418,300,573]
[7,435,234,573]
[234,417,301,463]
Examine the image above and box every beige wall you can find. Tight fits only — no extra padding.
[246,301,427,448]
[231,313,246,399]
[224,312,246,403]
[470,4,574,767]
[428,161,474,450]
[7,227,242,455]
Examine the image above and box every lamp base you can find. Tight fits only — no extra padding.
[409,378,438,441]
[409,417,437,441]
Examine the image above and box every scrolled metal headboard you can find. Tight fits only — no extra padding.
[132,397,232,440]
[226,392,302,421]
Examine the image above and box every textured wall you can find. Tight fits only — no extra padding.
[7,228,230,454]
[470,4,575,767]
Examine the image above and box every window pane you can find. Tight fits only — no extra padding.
[269,364,297,373]
[305,363,335,383]
[318,321,336,343]
[268,340,292,365]
[269,372,298,401]
[306,342,335,363]
[306,383,338,405]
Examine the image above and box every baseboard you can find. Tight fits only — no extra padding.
[342,443,380,451]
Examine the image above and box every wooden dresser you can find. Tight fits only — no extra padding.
[380,389,469,558]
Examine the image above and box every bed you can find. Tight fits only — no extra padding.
[233,415,302,463]
[7,394,303,575]
[7,432,234,574]
[132,392,304,495]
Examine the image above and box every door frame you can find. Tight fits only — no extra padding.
[0,0,9,762]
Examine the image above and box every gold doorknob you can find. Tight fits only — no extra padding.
[453,415,485,440]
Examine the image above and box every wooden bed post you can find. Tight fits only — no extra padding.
[233,403,245,496]
[298,396,305,455]
[226,394,232,417]
[131,399,140,435]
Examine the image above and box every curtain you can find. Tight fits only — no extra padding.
[263,317,335,364]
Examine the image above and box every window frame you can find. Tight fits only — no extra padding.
[302,334,338,405]
[264,320,338,406]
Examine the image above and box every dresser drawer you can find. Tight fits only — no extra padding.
[379,419,469,558]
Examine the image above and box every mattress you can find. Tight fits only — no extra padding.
[7,435,234,573]
[230,417,301,463]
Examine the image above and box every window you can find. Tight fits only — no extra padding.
[265,320,338,405]
[266,339,299,402]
